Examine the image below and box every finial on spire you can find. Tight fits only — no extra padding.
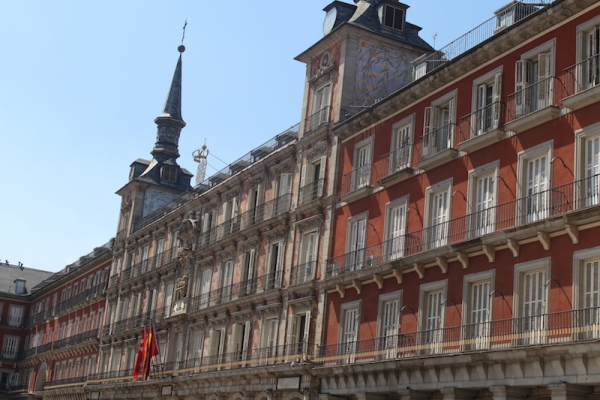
[178,20,188,53]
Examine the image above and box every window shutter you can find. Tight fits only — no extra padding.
[515,60,525,116]
[585,260,600,308]
[493,73,502,128]
[538,52,551,105]
[288,315,299,350]
[476,84,487,136]
[303,311,311,346]
[318,156,327,197]
[280,173,292,196]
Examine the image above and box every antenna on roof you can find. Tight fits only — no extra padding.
[432,33,438,49]
[193,140,209,185]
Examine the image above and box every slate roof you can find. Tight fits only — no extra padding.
[0,263,53,296]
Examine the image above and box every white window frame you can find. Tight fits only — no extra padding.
[219,260,234,303]
[287,311,311,358]
[299,156,327,205]
[468,161,499,237]
[517,140,553,224]
[298,230,318,283]
[4,335,21,359]
[575,15,600,91]
[388,114,414,174]
[345,212,368,272]
[7,305,24,327]
[470,67,503,137]
[266,240,284,289]
[575,122,600,208]
[462,270,495,350]
[513,257,551,345]
[423,90,457,157]
[352,136,374,191]
[339,300,361,364]
[230,321,251,366]
[260,317,279,364]
[377,291,402,359]
[515,39,556,116]
[418,280,447,355]
[241,249,257,296]
[424,178,453,250]
[573,246,600,339]
[383,195,409,261]
[312,82,332,127]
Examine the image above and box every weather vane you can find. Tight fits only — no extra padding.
[181,20,188,45]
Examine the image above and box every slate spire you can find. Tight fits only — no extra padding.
[151,45,186,162]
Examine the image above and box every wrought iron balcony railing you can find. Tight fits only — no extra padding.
[563,55,600,97]
[305,106,331,134]
[458,101,504,141]
[298,179,324,206]
[340,164,373,196]
[506,76,561,122]
[327,173,600,278]
[118,247,177,286]
[418,123,457,160]
[379,145,412,180]
[103,306,170,337]
[188,271,283,314]
[290,261,317,286]
[53,329,98,349]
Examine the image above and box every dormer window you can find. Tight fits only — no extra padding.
[14,279,26,295]
[161,166,177,182]
[383,5,404,31]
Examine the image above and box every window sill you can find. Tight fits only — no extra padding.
[416,148,459,170]
[378,167,414,187]
[457,128,505,153]
[340,185,373,204]
[504,106,560,133]
[562,84,600,112]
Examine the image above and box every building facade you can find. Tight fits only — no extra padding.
[9,1,600,400]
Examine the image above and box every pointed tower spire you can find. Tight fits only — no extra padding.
[151,45,186,162]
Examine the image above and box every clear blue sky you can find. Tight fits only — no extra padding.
[0,1,516,272]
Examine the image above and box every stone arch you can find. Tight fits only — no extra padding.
[34,363,47,392]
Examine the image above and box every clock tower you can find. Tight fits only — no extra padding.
[115,45,193,243]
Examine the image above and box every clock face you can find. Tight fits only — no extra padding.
[323,7,337,36]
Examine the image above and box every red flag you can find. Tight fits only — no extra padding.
[133,327,147,379]
[143,327,159,380]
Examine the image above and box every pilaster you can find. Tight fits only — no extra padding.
[489,386,530,400]
[546,383,592,400]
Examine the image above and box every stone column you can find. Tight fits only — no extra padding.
[546,383,591,400]
[489,386,530,400]
[398,388,433,400]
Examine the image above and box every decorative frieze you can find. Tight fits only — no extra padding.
[288,295,315,312]
[239,236,260,253]
[271,159,294,176]
[295,214,323,232]
[197,256,214,269]
[152,225,167,239]
[305,143,327,162]
[217,246,236,262]
[248,172,266,189]
[208,313,230,328]
[231,308,255,323]
[189,317,208,332]
[265,226,287,242]
[223,187,241,202]
[256,302,282,318]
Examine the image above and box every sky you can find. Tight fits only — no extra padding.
[0,0,519,272]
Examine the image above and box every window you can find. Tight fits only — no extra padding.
[419,280,447,354]
[514,258,550,345]
[3,336,19,359]
[195,268,212,309]
[518,141,552,224]
[576,16,600,91]
[174,332,183,364]
[241,249,257,296]
[573,247,600,339]
[209,328,226,366]
[164,282,174,317]
[384,197,408,261]
[377,292,402,360]
[514,40,555,117]
[7,305,24,327]
[288,312,310,357]
[222,195,240,235]
[297,231,318,284]
[275,173,292,214]
[300,156,326,205]
[576,123,600,208]
[111,348,122,371]
[425,179,452,249]
[463,271,494,350]
[468,162,498,237]
[231,322,251,365]
[141,245,149,272]
[339,301,361,364]
[189,331,204,368]
[247,185,264,226]
[201,208,218,246]
[260,318,279,364]
[387,116,413,174]
[161,165,177,182]
[311,83,331,128]
[219,260,234,303]
[170,230,179,260]
[346,213,368,272]
[14,280,26,295]
[470,69,503,137]
[423,92,456,158]
[352,137,373,191]
[266,241,284,289]
[154,238,165,267]
[383,5,404,30]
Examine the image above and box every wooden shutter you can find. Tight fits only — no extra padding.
[493,73,502,128]
[515,60,525,116]
[426,291,443,332]
[585,260,600,309]
[471,281,490,324]
[538,52,551,106]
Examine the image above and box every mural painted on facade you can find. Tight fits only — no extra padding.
[354,38,415,101]
[143,188,178,218]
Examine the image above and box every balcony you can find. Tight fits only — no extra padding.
[188,271,283,314]
[45,376,87,389]
[298,179,324,206]
[562,56,600,111]
[326,173,600,279]
[457,102,505,153]
[416,124,459,170]
[104,306,170,337]
[290,261,317,286]
[119,247,177,286]
[505,76,561,133]
[198,195,292,251]
[378,145,413,187]
[340,164,373,203]
[317,307,600,366]
[53,329,98,349]
[305,106,331,135]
